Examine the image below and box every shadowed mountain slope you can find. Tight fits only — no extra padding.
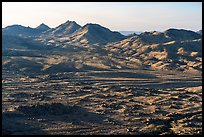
[42,20,81,37]
[2,24,50,37]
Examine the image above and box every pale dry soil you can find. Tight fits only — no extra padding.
[2,69,202,135]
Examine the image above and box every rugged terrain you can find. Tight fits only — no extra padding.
[2,69,202,135]
[2,20,202,135]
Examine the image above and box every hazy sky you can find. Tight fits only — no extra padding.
[2,2,202,32]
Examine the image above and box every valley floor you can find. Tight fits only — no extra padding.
[2,69,202,135]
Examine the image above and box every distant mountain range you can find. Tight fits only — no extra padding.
[119,31,142,36]
[2,21,201,46]
[2,20,202,73]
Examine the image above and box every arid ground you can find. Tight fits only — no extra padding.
[2,69,202,135]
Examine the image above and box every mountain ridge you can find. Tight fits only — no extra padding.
[65,23,126,45]
[2,20,202,73]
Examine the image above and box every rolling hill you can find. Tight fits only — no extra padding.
[104,29,202,73]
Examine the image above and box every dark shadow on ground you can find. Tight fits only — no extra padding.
[2,103,120,135]
[89,71,156,78]
[15,103,119,125]
[2,112,48,135]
